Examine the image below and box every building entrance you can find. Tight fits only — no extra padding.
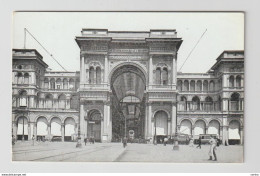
[110,65,146,142]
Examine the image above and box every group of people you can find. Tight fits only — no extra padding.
[84,136,95,145]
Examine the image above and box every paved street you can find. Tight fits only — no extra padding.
[12,141,243,163]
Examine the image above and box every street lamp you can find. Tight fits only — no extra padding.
[76,98,82,148]
[153,116,157,145]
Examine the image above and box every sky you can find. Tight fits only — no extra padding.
[13,12,244,73]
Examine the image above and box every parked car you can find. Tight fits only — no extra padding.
[51,136,62,142]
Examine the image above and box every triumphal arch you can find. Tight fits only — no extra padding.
[75,29,182,142]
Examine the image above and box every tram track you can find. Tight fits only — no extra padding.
[28,145,114,162]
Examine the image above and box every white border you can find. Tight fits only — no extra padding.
[1,0,260,173]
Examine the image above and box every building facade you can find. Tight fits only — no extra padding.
[12,29,244,145]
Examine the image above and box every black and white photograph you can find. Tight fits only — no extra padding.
[11,12,245,163]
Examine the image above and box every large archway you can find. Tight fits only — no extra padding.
[110,64,146,142]
[64,117,76,141]
[154,110,168,144]
[229,120,241,145]
[16,116,29,140]
[86,110,102,142]
[36,116,48,141]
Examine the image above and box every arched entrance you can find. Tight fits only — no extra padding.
[154,111,168,144]
[180,119,192,136]
[64,117,76,141]
[16,116,28,140]
[229,120,241,145]
[194,120,206,136]
[208,120,220,135]
[36,116,48,141]
[87,110,102,142]
[110,64,146,142]
[50,117,62,139]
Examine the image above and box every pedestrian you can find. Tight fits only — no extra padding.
[208,136,217,161]
[84,137,87,146]
[32,135,35,146]
[196,137,201,149]
[123,137,127,148]
[163,137,168,146]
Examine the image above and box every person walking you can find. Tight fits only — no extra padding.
[123,137,127,148]
[84,137,87,146]
[196,137,202,149]
[208,136,217,161]
[32,135,35,146]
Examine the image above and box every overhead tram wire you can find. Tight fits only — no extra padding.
[24,28,68,71]
[178,29,207,72]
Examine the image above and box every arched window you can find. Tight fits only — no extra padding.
[162,68,168,85]
[177,80,182,92]
[19,90,27,107]
[44,78,49,89]
[236,75,242,88]
[192,96,200,111]
[56,78,61,89]
[190,80,195,92]
[24,73,29,84]
[180,119,192,135]
[183,80,189,91]
[45,94,53,108]
[230,93,240,111]
[203,80,208,92]
[216,96,222,111]
[194,120,206,135]
[196,80,202,92]
[89,67,95,84]
[205,96,213,111]
[63,78,68,89]
[50,78,55,89]
[96,67,101,84]
[17,72,23,84]
[229,76,234,88]
[155,68,161,84]
[58,94,66,109]
[179,96,187,111]
[69,79,75,89]
[209,80,215,92]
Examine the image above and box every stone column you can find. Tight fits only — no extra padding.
[240,126,243,145]
[80,103,86,141]
[192,126,195,138]
[222,116,229,145]
[171,103,177,135]
[172,56,177,86]
[103,101,112,142]
[205,126,208,134]
[33,122,37,138]
[80,55,85,84]
[145,105,148,138]
[104,55,108,84]
[94,68,97,84]
[61,123,65,142]
[28,123,31,141]
[47,123,51,140]
[149,56,153,89]
[220,126,223,141]
[12,121,17,139]
[147,102,152,139]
